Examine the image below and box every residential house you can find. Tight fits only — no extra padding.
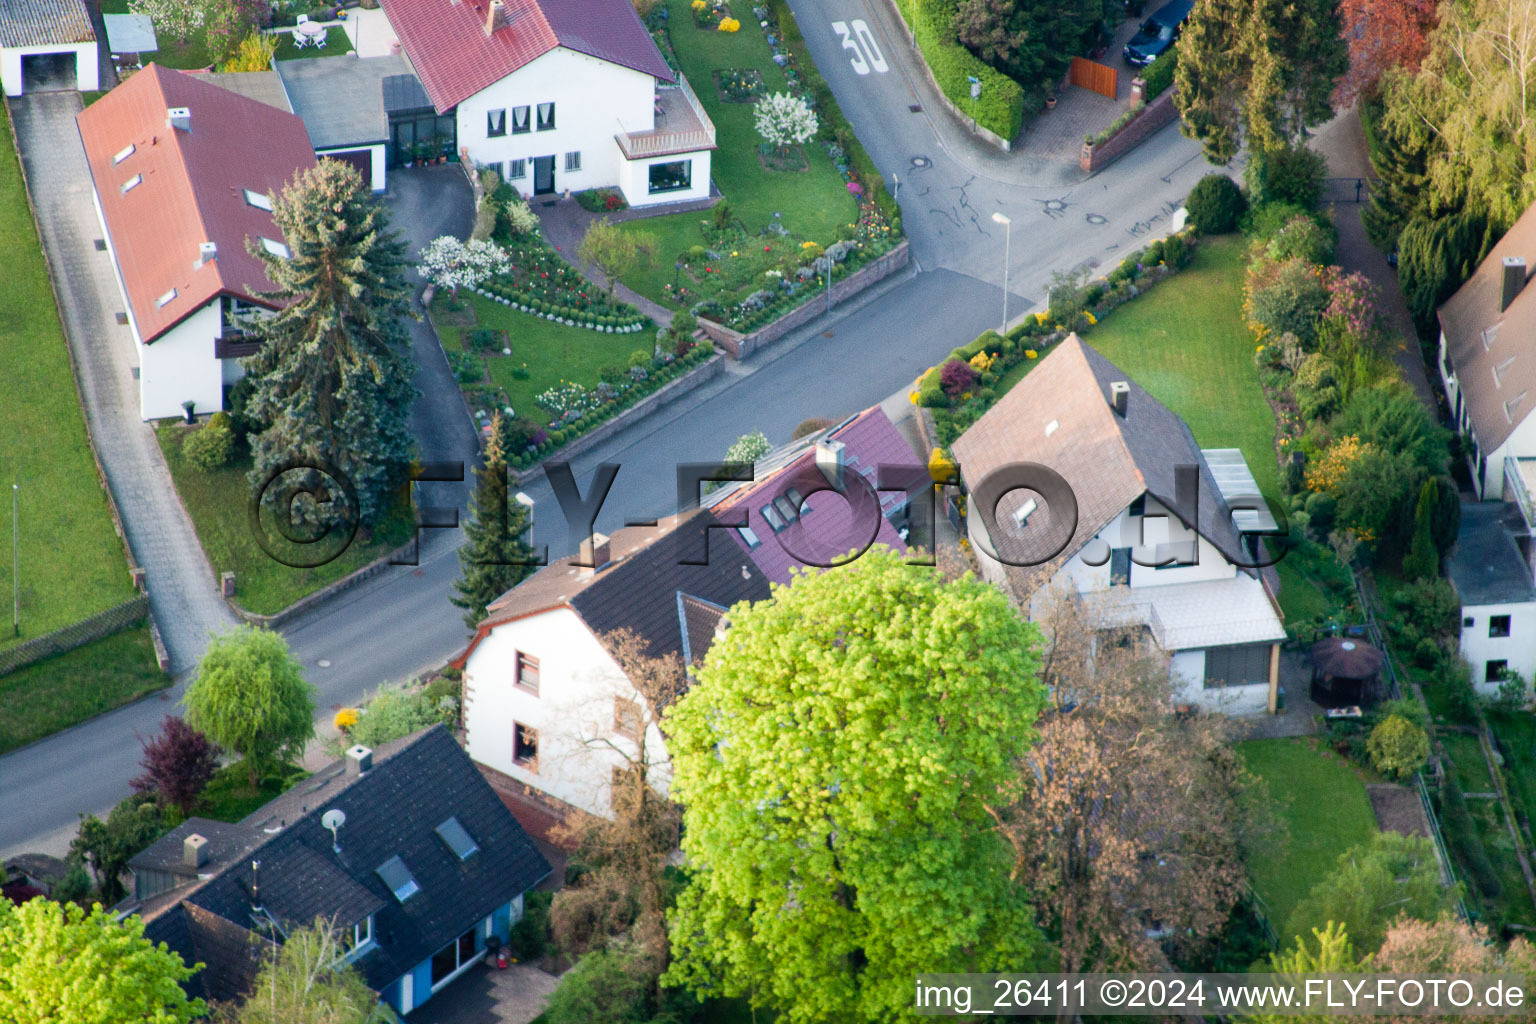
[1448,502,1536,694]
[951,335,1287,713]
[0,0,98,97]
[381,0,715,205]
[454,511,770,818]
[119,726,550,1017]
[703,405,929,583]
[1437,202,1536,511]
[77,64,317,421]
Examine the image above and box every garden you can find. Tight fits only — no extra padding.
[611,0,902,333]
[105,0,353,73]
[0,627,164,756]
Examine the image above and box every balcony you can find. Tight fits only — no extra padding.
[1505,457,1536,532]
[214,331,262,360]
[615,73,717,161]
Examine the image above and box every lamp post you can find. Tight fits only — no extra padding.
[991,211,1011,334]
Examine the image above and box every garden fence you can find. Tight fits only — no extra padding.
[1321,177,1371,204]
[0,594,149,676]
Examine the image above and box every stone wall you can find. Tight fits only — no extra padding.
[698,241,911,359]
[1079,89,1179,174]
[0,595,150,676]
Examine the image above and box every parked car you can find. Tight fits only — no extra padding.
[1124,0,1193,67]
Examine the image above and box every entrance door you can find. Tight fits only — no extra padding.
[533,155,555,195]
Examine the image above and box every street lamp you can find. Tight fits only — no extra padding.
[991,211,1011,334]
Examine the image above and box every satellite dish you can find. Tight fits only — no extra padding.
[322,808,346,852]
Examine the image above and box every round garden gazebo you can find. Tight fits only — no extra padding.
[1309,637,1385,708]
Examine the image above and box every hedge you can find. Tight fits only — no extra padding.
[1141,48,1176,101]
[894,0,1024,141]
[1439,777,1502,901]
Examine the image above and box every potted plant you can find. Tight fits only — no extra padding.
[1045,93,1057,109]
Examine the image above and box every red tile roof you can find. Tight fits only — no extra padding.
[76,64,317,344]
[382,0,674,113]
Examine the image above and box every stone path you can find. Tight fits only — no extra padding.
[7,93,235,671]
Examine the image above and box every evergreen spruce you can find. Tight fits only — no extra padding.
[242,159,417,525]
[1402,479,1439,581]
[1362,92,1433,251]
[452,414,535,629]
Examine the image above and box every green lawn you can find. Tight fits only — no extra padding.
[1273,539,1357,632]
[1442,732,1494,793]
[156,425,415,616]
[1081,236,1281,503]
[193,760,309,822]
[434,293,656,427]
[101,1,352,69]
[271,27,353,62]
[1237,737,1379,938]
[0,627,167,755]
[0,103,136,650]
[616,0,858,305]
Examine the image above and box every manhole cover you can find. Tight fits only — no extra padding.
[908,103,922,113]
[317,659,332,668]
[910,155,931,168]
[1085,213,1107,225]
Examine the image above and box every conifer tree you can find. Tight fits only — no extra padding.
[452,413,535,629]
[1362,95,1433,251]
[242,158,417,525]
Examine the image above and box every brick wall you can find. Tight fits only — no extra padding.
[1079,90,1179,174]
[0,594,150,676]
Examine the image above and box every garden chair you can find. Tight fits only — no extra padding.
[315,30,327,48]
[291,27,307,47]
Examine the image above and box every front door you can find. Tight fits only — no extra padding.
[533,155,555,195]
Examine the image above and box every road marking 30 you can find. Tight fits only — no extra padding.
[832,19,888,75]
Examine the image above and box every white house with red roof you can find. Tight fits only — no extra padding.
[77,64,317,420]
[382,0,714,206]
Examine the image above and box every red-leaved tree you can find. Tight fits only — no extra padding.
[132,716,219,815]
[1335,0,1440,106]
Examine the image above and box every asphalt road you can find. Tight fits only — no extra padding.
[0,2,1222,858]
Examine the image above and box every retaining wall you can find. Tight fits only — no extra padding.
[1079,89,1179,174]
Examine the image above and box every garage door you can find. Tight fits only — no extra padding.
[321,149,373,183]
[21,52,78,93]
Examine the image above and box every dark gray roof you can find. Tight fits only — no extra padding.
[1448,501,1536,607]
[0,0,94,48]
[128,818,265,880]
[381,71,432,115]
[275,55,412,149]
[678,592,727,668]
[199,70,292,112]
[137,726,549,1000]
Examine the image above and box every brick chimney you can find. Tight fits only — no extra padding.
[1502,256,1528,313]
[578,532,612,572]
[485,0,507,35]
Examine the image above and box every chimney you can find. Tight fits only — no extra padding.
[183,833,209,869]
[1110,380,1130,418]
[579,532,612,571]
[713,613,731,644]
[195,241,217,269]
[815,439,846,490]
[345,744,372,776]
[1502,256,1528,313]
[485,0,507,35]
[166,107,191,132]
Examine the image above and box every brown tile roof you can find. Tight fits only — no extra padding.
[0,0,93,47]
[950,334,1251,600]
[1438,204,1536,452]
[381,0,673,114]
[76,64,317,344]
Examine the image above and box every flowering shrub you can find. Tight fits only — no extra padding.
[419,236,511,295]
[1243,256,1330,344]
[754,92,818,151]
[536,381,605,420]
[1306,435,1371,493]
[1323,268,1385,340]
[505,198,541,236]
[718,17,741,31]
[334,708,359,731]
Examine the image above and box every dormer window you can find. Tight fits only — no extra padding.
[243,189,272,211]
[376,856,420,902]
[1012,497,1038,529]
[113,143,135,164]
[340,914,373,959]
[435,817,479,861]
[155,288,177,308]
[260,237,290,258]
[121,174,142,194]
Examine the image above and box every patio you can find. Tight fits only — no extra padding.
[404,961,561,1024]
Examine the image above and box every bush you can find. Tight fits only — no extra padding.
[939,358,979,399]
[1439,777,1502,900]
[448,350,485,385]
[1185,174,1247,234]
[507,888,552,961]
[1141,47,1177,99]
[1264,215,1337,265]
[183,419,234,472]
[895,0,1023,140]
[1367,715,1429,779]
[1245,144,1327,209]
[1247,257,1330,344]
[543,946,652,1024]
[346,683,453,749]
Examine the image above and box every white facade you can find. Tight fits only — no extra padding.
[1440,329,1536,500]
[0,41,98,96]
[454,47,711,208]
[462,606,671,817]
[1460,602,1536,695]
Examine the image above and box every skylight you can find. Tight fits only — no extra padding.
[1012,497,1038,529]
[244,189,273,211]
[260,237,290,259]
[785,487,809,515]
[435,817,479,861]
[120,174,142,194]
[155,288,177,308]
[1494,356,1516,386]
[112,143,135,164]
[376,856,420,902]
[738,525,761,549]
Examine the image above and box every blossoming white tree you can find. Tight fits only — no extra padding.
[129,0,210,38]
[754,92,819,154]
[418,237,512,301]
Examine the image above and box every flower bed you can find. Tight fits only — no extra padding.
[474,233,650,331]
[715,67,765,102]
[473,280,651,333]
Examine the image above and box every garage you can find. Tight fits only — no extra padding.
[1,0,99,97]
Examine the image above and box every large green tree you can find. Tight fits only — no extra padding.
[954,0,1113,92]
[662,547,1049,1023]
[229,918,392,1024]
[243,158,417,525]
[1176,0,1346,163]
[0,898,206,1024]
[451,414,534,628]
[69,792,168,904]
[184,625,315,785]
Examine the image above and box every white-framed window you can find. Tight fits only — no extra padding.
[243,188,272,210]
[339,914,373,960]
[511,105,531,134]
[376,856,420,902]
[564,151,581,172]
[507,158,527,179]
[487,109,507,138]
[259,237,290,259]
[121,174,143,194]
[648,159,691,194]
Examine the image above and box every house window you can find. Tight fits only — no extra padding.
[1486,660,1508,683]
[1011,497,1038,530]
[614,697,642,740]
[341,914,372,958]
[648,159,692,194]
[536,102,555,131]
[487,109,507,137]
[508,158,527,179]
[1109,547,1131,586]
[738,525,760,549]
[1204,643,1272,689]
[375,856,420,903]
[565,151,581,172]
[511,105,531,134]
[1128,494,1146,517]
[430,928,478,988]
[513,722,539,768]
[1490,615,1512,638]
[514,652,539,694]
[243,188,272,210]
[434,816,479,860]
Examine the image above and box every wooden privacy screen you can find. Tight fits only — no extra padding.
[1068,57,1118,100]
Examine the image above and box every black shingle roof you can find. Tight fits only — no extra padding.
[137,726,549,1000]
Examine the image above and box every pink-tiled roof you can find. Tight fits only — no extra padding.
[382,0,673,114]
[713,407,926,585]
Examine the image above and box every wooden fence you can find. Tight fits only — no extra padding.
[0,594,149,676]
[1069,57,1118,99]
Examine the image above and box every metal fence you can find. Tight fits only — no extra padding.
[1321,177,1371,204]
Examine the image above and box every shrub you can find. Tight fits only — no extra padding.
[792,416,837,439]
[183,418,234,471]
[917,381,948,408]
[1241,201,1314,242]
[347,683,453,749]
[939,358,979,399]
[628,350,651,369]
[598,364,626,385]
[1246,257,1330,344]
[507,888,552,961]
[1185,174,1246,234]
[1141,47,1177,99]
[542,946,651,1024]
[1367,715,1429,779]
[897,0,1023,140]
[1245,144,1327,210]
[448,350,485,385]
[1264,215,1336,265]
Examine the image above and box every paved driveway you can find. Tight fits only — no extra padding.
[405,962,560,1024]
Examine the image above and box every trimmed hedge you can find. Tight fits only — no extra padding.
[1141,48,1176,100]
[893,0,1024,141]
